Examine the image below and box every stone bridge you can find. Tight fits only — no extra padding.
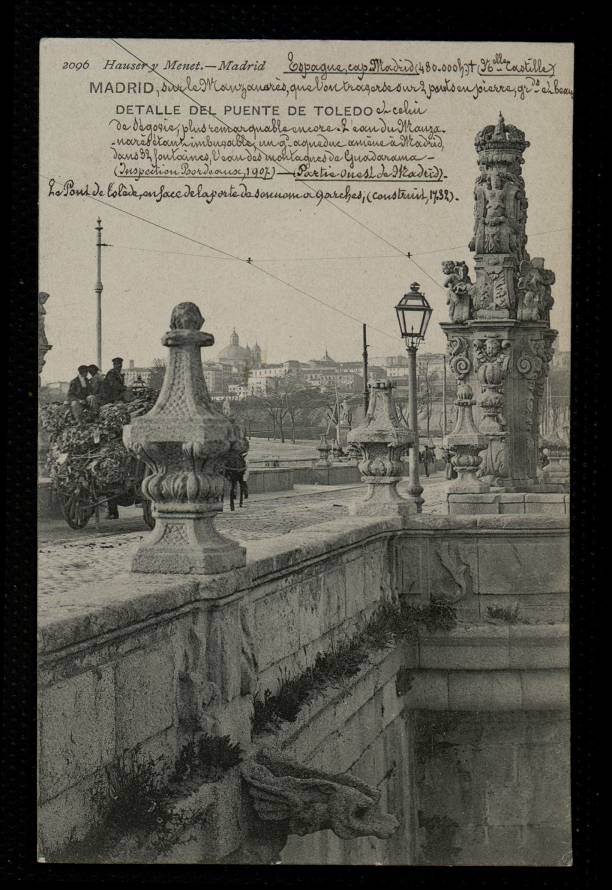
[38,509,570,865]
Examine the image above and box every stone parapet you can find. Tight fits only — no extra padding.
[292,464,361,486]
[38,510,569,858]
[447,491,569,516]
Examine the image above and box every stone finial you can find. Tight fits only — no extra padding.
[446,383,490,493]
[241,747,399,842]
[316,434,332,467]
[123,302,246,574]
[347,380,414,516]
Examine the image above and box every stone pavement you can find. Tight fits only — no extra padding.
[38,475,450,599]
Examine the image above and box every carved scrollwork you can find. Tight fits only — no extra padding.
[516,351,539,378]
[447,336,471,380]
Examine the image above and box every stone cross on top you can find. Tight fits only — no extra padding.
[123,302,247,574]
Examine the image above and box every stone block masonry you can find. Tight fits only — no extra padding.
[38,510,569,862]
[413,710,571,866]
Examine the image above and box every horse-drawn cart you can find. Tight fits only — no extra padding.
[40,393,158,531]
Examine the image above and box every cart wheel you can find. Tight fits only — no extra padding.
[142,498,156,529]
[61,491,94,529]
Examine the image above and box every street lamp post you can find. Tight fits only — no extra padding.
[94,218,111,370]
[395,282,433,513]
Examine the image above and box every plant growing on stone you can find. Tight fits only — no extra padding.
[47,740,242,863]
[252,597,457,734]
[486,603,522,624]
[173,733,242,785]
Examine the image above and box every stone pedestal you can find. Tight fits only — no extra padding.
[123,302,246,574]
[442,321,556,491]
[347,381,415,516]
[445,383,489,493]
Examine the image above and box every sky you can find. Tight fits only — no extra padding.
[39,39,573,382]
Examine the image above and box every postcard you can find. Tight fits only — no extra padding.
[37,39,573,865]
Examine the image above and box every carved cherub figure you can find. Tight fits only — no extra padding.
[441,260,473,323]
[469,173,488,253]
[517,258,555,320]
[473,337,511,384]
[519,288,541,321]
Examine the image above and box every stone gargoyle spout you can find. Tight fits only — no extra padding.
[240,747,399,841]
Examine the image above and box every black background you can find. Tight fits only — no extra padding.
[7,3,602,885]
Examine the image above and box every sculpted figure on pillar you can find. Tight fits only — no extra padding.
[472,113,530,263]
[517,257,556,322]
[443,113,556,327]
[442,261,473,323]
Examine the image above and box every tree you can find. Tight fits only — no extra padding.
[417,358,440,442]
[274,376,321,443]
[232,395,262,436]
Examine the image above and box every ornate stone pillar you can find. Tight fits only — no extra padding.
[446,383,489,492]
[123,302,246,574]
[347,380,414,516]
[440,114,558,491]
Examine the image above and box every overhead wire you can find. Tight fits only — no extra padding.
[41,39,569,353]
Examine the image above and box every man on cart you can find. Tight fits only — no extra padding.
[67,365,93,420]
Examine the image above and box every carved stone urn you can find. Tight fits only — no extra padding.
[347,380,414,516]
[446,383,490,492]
[123,302,246,574]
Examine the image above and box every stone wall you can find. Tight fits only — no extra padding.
[37,516,398,855]
[291,464,361,485]
[395,514,569,623]
[243,467,294,494]
[448,491,569,516]
[413,710,571,865]
[38,512,570,862]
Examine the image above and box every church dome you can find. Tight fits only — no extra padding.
[218,329,252,366]
[308,348,337,367]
